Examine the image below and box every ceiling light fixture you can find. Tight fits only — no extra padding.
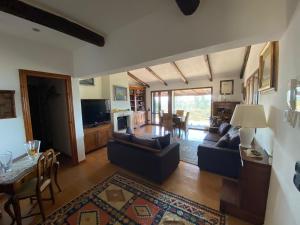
[32,27,40,32]
[175,0,200,16]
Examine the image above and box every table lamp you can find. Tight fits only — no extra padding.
[230,104,267,148]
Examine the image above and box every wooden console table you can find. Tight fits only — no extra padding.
[220,146,271,225]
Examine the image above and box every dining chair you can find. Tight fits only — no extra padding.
[162,113,175,136]
[159,110,164,125]
[179,112,190,138]
[5,149,56,224]
[176,110,184,117]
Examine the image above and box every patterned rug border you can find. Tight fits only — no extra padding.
[112,172,225,224]
[39,171,226,225]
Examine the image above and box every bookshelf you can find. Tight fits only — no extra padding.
[129,86,147,128]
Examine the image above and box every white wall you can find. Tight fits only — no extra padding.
[73,0,288,77]
[146,76,243,113]
[244,2,300,224]
[0,32,85,161]
[79,77,102,99]
[108,72,131,111]
[78,72,131,111]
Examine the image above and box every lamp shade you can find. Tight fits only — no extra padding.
[230,104,267,128]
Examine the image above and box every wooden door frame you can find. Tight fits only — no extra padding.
[19,69,79,164]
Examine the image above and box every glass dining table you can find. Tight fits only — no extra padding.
[0,153,61,225]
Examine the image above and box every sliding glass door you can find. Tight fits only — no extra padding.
[151,87,212,129]
[151,91,170,124]
[173,88,212,129]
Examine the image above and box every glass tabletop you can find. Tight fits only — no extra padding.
[0,154,40,185]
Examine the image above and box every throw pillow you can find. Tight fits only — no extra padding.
[132,136,162,150]
[215,134,229,148]
[153,133,171,149]
[228,133,240,150]
[218,122,231,136]
[227,127,239,137]
[113,132,132,142]
[126,127,133,135]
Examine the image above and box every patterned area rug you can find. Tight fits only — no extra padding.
[40,173,225,225]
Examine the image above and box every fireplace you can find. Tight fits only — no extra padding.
[112,111,133,132]
[117,116,128,131]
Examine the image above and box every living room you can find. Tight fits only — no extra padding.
[0,1,299,225]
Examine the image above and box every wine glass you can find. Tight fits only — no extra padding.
[0,151,13,172]
[24,140,41,159]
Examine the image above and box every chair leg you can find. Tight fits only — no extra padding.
[37,193,46,221]
[4,198,15,225]
[49,184,55,204]
[11,198,21,225]
[54,162,62,192]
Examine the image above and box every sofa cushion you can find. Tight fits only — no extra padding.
[126,127,134,135]
[215,134,229,148]
[113,132,132,141]
[153,133,170,149]
[228,127,239,136]
[228,133,240,149]
[132,136,162,150]
[204,132,221,142]
[218,122,231,136]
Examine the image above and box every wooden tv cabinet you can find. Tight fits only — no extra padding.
[84,123,112,153]
[220,145,271,225]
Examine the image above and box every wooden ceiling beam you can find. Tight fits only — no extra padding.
[127,72,150,88]
[145,67,168,86]
[240,46,252,79]
[170,62,188,84]
[0,0,105,47]
[204,55,213,82]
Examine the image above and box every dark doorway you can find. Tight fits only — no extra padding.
[27,77,72,158]
[19,70,78,164]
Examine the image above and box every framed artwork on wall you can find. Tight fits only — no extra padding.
[220,80,234,95]
[259,41,279,92]
[246,69,259,104]
[113,85,128,101]
[0,90,16,119]
[79,78,95,86]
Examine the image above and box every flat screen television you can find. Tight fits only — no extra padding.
[81,99,111,126]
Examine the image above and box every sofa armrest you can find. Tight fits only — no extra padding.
[197,144,241,178]
[158,142,180,157]
[208,127,219,133]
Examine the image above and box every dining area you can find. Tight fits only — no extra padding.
[159,110,190,138]
[0,140,61,225]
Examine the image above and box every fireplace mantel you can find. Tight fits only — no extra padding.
[112,111,133,132]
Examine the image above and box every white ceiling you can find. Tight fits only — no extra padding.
[0,11,87,50]
[21,0,162,35]
[127,46,250,85]
[0,0,165,51]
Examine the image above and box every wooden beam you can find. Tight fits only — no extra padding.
[145,67,168,86]
[240,46,251,79]
[170,62,188,84]
[204,55,213,82]
[0,0,105,47]
[127,72,150,88]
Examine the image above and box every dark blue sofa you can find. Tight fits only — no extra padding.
[197,124,242,178]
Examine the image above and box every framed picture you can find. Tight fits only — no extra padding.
[245,69,259,104]
[0,90,16,119]
[79,78,95,86]
[259,41,278,92]
[220,80,234,95]
[114,86,128,101]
